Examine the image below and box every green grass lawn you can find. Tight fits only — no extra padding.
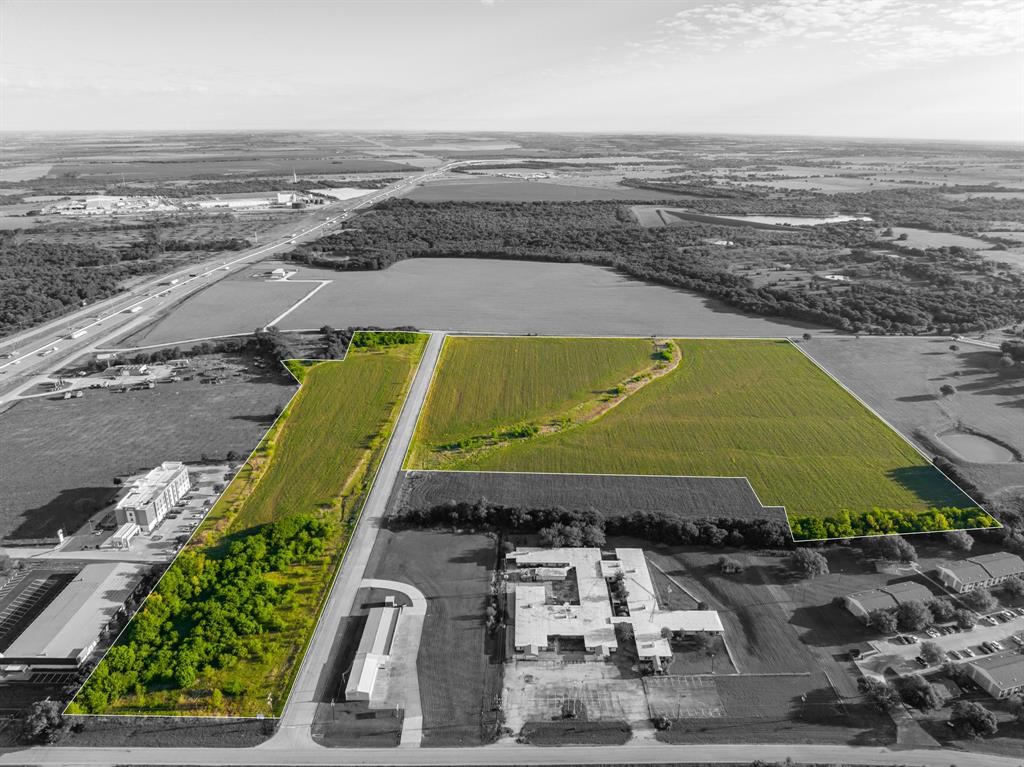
[70,333,425,717]
[408,337,984,533]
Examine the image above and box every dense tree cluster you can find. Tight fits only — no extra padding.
[70,514,331,713]
[286,199,1024,335]
[389,498,793,551]
[0,232,248,335]
[788,506,996,541]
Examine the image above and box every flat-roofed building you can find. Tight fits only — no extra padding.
[115,461,190,532]
[937,552,1024,593]
[966,651,1024,699]
[508,547,723,666]
[844,581,933,621]
[0,563,141,670]
[104,522,140,550]
[345,605,400,702]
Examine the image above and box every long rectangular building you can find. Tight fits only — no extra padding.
[936,552,1024,593]
[345,605,400,702]
[0,563,141,670]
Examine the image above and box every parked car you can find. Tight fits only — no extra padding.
[947,650,961,660]
[961,647,975,657]
[991,640,1004,651]
[914,656,928,667]
[985,616,999,626]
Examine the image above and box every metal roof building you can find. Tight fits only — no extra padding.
[843,581,933,621]
[345,605,400,702]
[0,563,141,669]
[966,651,1024,699]
[937,552,1024,593]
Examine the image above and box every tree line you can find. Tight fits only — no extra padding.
[389,498,794,551]
[788,506,998,541]
[284,199,1024,335]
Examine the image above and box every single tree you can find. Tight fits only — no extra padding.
[920,640,944,666]
[943,529,974,552]
[953,608,977,630]
[940,384,957,397]
[896,600,933,632]
[20,700,67,744]
[1003,575,1024,598]
[790,548,829,578]
[962,587,998,613]
[898,674,940,710]
[867,608,898,634]
[950,700,998,738]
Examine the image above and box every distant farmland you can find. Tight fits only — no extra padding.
[71,333,426,717]
[408,337,990,538]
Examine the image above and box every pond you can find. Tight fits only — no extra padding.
[937,432,1016,463]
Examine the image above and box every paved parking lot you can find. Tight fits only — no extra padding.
[643,675,725,718]
[859,613,1024,678]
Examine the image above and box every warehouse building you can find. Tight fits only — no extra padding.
[0,563,141,671]
[936,552,1024,593]
[115,461,190,532]
[345,604,401,702]
[966,651,1024,699]
[844,581,934,621]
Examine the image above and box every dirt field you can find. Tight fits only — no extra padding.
[125,271,317,346]
[407,176,684,202]
[393,470,785,525]
[366,529,502,746]
[889,227,994,250]
[280,258,828,337]
[0,365,294,540]
[802,337,1024,497]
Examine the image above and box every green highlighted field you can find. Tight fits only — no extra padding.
[408,336,994,540]
[70,332,425,717]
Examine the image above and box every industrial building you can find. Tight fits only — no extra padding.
[508,547,723,669]
[104,522,140,550]
[115,461,190,532]
[936,552,1024,593]
[345,604,401,702]
[966,651,1024,699]
[844,581,934,621]
[0,563,141,671]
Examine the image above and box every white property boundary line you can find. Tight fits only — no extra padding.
[64,330,429,720]
[786,338,1001,541]
[400,335,1002,543]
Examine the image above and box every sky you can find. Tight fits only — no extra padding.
[1,0,1022,141]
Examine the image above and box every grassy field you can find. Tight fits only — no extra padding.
[408,337,981,528]
[366,529,502,746]
[70,333,425,716]
[405,336,655,467]
[0,361,294,540]
[128,275,314,346]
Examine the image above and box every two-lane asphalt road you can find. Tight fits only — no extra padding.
[1,740,1018,766]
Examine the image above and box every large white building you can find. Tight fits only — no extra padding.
[115,461,190,532]
[345,605,401,701]
[509,547,723,669]
[936,552,1024,593]
[0,563,141,671]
